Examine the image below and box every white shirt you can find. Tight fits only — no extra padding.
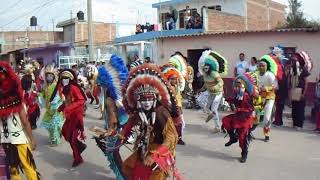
[248,64,257,72]
[235,60,248,75]
[0,113,29,144]
[259,71,278,90]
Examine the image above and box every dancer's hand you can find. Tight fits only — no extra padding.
[31,138,37,150]
[144,155,155,167]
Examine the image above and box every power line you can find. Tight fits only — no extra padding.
[0,0,25,16]
[0,0,56,29]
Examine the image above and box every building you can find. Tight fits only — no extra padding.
[152,0,286,31]
[56,18,116,49]
[0,31,63,55]
[115,0,286,64]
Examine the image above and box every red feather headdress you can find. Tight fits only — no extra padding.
[122,64,177,113]
[0,61,24,117]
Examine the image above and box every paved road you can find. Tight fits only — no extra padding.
[30,104,320,180]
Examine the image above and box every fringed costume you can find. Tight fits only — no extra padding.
[161,64,186,145]
[258,55,282,142]
[94,55,129,180]
[58,70,87,167]
[120,64,182,180]
[86,64,100,105]
[39,65,64,146]
[198,50,227,133]
[222,72,258,163]
[0,61,40,180]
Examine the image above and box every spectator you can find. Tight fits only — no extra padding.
[166,14,176,30]
[184,6,192,28]
[193,15,203,29]
[71,64,79,76]
[234,53,248,77]
[248,57,258,72]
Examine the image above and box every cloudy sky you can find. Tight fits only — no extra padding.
[0,0,319,36]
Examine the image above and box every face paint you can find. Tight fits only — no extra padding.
[46,73,54,83]
[62,78,70,86]
[203,65,210,73]
[140,100,154,111]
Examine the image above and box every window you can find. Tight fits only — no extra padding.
[208,5,222,11]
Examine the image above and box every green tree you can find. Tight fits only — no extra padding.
[286,0,308,28]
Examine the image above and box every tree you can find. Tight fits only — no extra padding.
[286,0,308,28]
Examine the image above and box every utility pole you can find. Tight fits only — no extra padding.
[87,0,94,62]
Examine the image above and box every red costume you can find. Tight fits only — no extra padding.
[59,70,87,167]
[222,72,257,163]
[24,91,40,129]
[223,92,254,150]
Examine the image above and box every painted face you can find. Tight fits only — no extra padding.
[46,73,55,83]
[62,78,70,86]
[169,76,178,86]
[203,65,210,73]
[140,100,154,111]
[258,62,267,74]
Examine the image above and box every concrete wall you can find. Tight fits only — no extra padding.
[26,47,70,65]
[155,31,320,82]
[0,31,63,54]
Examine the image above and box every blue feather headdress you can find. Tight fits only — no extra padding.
[97,55,129,125]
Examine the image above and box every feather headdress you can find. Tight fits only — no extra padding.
[169,54,189,80]
[161,64,185,91]
[260,55,283,81]
[198,50,228,76]
[297,51,313,73]
[234,72,259,96]
[122,64,178,114]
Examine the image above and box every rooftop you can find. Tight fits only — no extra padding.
[20,42,73,53]
[115,29,204,44]
[155,28,320,39]
[152,0,191,8]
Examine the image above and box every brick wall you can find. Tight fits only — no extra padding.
[75,22,116,44]
[0,31,63,54]
[207,10,246,32]
[247,0,286,30]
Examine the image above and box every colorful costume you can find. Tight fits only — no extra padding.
[258,55,282,141]
[39,65,64,145]
[222,72,258,163]
[94,55,129,179]
[58,70,87,167]
[161,64,186,145]
[21,64,40,130]
[0,61,40,180]
[120,64,181,180]
[86,64,100,105]
[198,50,227,132]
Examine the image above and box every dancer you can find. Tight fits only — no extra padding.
[258,55,282,142]
[93,55,129,179]
[0,61,40,180]
[118,64,181,179]
[198,50,227,133]
[21,63,40,130]
[39,64,64,146]
[58,70,87,167]
[223,72,258,163]
[162,65,186,145]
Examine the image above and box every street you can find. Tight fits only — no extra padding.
[31,104,320,180]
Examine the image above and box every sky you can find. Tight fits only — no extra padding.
[0,0,319,36]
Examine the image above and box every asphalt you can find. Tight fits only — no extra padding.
[28,103,320,180]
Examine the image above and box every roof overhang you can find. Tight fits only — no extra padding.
[152,0,192,8]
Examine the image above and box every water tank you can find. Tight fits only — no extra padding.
[30,16,37,26]
[77,11,85,21]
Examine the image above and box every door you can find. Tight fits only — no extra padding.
[187,49,209,91]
